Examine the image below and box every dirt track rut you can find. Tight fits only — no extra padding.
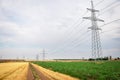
[30,63,79,80]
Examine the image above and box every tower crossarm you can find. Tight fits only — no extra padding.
[83,17,104,22]
[88,27,102,30]
[96,18,104,22]
[87,8,99,12]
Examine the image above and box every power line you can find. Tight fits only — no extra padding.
[101,28,120,34]
[58,31,90,53]
[57,0,119,47]
[100,19,120,27]
[65,1,119,48]
[62,11,88,37]
[61,11,89,40]
[62,20,85,41]
[49,0,111,53]
[51,23,91,54]
[50,0,106,54]
[50,13,89,53]
[50,16,92,54]
[51,30,90,54]
[98,1,120,16]
[61,31,90,52]
[94,0,105,7]
[52,31,90,54]
[50,19,84,53]
[69,31,91,49]
[64,0,120,54]
[68,30,90,47]
[64,0,117,50]
[99,19,120,40]
[50,0,119,55]
[59,22,90,47]
[100,0,118,11]
[51,18,91,53]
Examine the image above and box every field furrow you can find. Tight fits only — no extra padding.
[0,62,29,80]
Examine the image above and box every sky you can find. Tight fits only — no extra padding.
[0,0,120,60]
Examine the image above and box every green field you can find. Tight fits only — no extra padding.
[33,61,120,80]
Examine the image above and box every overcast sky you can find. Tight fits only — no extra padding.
[0,0,120,60]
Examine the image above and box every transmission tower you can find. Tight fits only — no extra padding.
[36,54,39,60]
[42,49,47,61]
[83,0,104,60]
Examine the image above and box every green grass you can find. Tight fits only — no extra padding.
[33,61,120,80]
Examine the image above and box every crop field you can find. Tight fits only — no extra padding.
[0,62,29,80]
[33,61,120,80]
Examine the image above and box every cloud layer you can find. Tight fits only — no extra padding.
[0,0,120,59]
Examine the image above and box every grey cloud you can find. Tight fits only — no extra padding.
[0,0,120,59]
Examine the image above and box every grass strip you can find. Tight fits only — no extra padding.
[30,64,40,80]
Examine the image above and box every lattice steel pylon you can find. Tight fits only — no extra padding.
[83,0,104,60]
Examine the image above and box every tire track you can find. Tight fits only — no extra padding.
[0,64,26,79]
[27,63,34,80]
[2,63,28,80]
[30,64,41,80]
[31,63,79,80]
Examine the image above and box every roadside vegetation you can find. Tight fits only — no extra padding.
[33,61,120,80]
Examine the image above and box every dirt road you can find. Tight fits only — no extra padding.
[30,63,79,80]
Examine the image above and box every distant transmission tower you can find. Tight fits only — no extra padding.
[83,0,104,60]
[42,49,47,61]
[36,54,39,60]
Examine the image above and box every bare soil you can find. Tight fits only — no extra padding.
[30,63,79,80]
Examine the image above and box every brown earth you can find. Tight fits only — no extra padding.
[30,63,79,80]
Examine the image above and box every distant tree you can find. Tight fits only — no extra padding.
[117,57,120,60]
[88,58,95,61]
